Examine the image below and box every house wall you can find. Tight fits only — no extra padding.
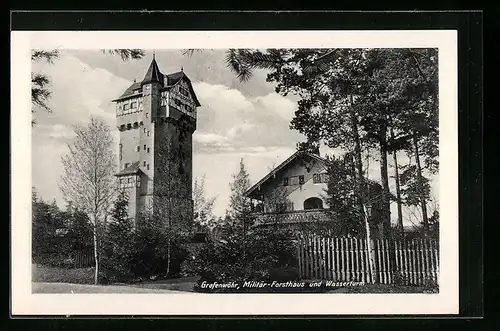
[258,157,329,212]
[287,177,329,211]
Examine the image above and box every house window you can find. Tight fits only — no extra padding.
[130,101,137,109]
[128,177,132,183]
[124,163,130,169]
[289,176,299,186]
[136,146,140,152]
[313,173,329,183]
[123,103,130,111]
[304,197,323,210]
[283,177,289,186]
[299,175,305,185]
[119,144,123,160]
[147,148,150,153]
[143,161,146,167]
[147,164,150,170]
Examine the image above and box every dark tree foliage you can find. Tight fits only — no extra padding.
[324,155,365,237]
[32,193,93,267]
[220,48,438,234]
[100,192,135,283]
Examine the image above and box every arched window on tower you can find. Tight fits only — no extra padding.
[119,144,123,161]
[303,197,323,210]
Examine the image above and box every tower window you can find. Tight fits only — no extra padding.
[144,144,146,150]
[146,113,149,118]
[180,86,189,97]
[143,128,147,133]
[147,131,150,136]
[136,146,140,152]
[143,161,146,167]
[147,148,150,153]
[124,163,130,169]
[147,164,150,170]
[119,144,123,161]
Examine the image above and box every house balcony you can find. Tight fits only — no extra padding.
[252,209,331,225]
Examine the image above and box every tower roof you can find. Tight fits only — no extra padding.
[141,55,163,86]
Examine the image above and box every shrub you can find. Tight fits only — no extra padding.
[182,222,299,283]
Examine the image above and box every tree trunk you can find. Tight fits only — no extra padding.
[166,234,171,278]
[412,134,429,231]
[379,133,391,238]
[92,222,99,285]
[389,125,404,235]
[348,95,366,214]
[380,127,398,278]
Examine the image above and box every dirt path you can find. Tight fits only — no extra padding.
[32,282,192,294]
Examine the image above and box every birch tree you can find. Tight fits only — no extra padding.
[59,117,117,285]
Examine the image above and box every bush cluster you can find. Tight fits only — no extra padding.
[181,221,299,284]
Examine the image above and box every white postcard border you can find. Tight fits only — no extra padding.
[11,30,458,315]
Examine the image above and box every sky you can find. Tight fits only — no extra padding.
[31,49,438,226]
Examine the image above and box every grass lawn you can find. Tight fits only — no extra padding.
[32,264,95,284]
[32,264,199,292]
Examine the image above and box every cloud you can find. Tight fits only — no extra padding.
[31,51,130,208]
[192,82,305,154]
[254,93,297,122]
[32,51,131,129]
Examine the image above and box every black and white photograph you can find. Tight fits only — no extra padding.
[11,30,459,315]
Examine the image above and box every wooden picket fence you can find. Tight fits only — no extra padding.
[73,249,94,268]
[297,236,439,285]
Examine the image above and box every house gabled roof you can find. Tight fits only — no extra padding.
[244,151,326,198]
[244,150,382,199]
[115,161,145,177]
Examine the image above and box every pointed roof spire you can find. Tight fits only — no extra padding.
[141,52,163,86]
